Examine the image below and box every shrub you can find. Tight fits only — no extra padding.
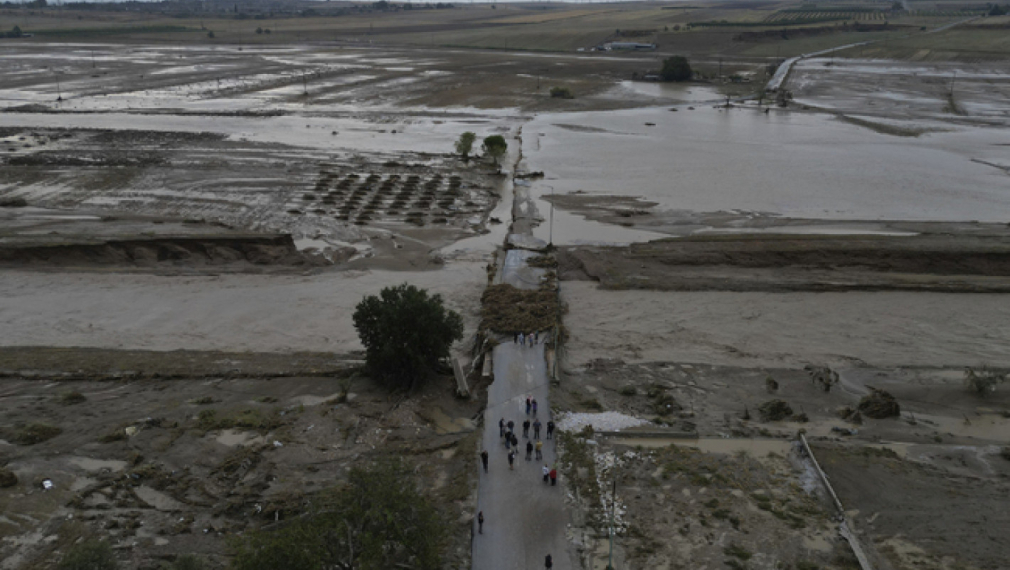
[58,391,86,405]
[11,423,62,445]
[229,461,445,570]
[169,554,204,570]
[0,197,28,207]
[353,284,463,391]
[549,86,574,99]
[964,366,1007,397]
[58,539,118,570]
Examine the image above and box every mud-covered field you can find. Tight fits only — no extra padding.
[0,352,482,570]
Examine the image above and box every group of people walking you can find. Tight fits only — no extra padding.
[476,331,559,569]
[514,331,541,347]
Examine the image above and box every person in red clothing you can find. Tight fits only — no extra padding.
[549,466,557,486]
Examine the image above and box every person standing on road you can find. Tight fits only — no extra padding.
[505,434,512,451]
[480,449,489,473]
[511,433,518,449]
[507,419,515,435]
[532,399,538,416]
[525,440,533,461]
[528,333,535,347]
[533,418,542,439]
[508,449,516,470]
[478,511,484,534]
[535,439,543,460]
[522,419,531,438]
[546,420,555,439]
[499,417,505,438]
[545,554,553,569]
[519,332,525,346]
[514,332,518,344]
[525,397,531,415]
[542,463,550,483]
[535,331,539,344]
[550,465,557,486]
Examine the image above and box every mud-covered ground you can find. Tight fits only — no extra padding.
[552,353,1010,570]
[0,350,483,569]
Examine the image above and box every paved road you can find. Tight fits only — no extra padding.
[472,338,574,570]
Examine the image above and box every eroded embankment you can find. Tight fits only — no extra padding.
[558,234,1010,292]
[0,234,333,270]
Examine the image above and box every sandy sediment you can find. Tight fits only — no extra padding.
[560,281,1010,369]
[0,262,485,354]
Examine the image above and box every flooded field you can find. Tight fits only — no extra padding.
[521,105,1010,244]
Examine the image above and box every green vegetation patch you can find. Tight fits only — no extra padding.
[58,539,118,570]
[31,25,196,37]
[196,408,285,433]
[229,461,446,570]
[8,423,62,445]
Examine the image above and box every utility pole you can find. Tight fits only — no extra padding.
[606,479,616,569]
[548,185,554,246]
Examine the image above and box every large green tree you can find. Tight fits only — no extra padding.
[230,462,446,570]
[353,284,463,391]
[660,56,693,82]
[454,131,476,158]
[481,134,508,169]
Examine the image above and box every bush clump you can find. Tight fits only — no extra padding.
[0,197,28,208]
[758,400,793,422]
[964,366,1006,397]
[58,391,86,405]
[10,423,62,445]
[229,461,446,570]
[0,467,17,488]
[57,539,119,570]
[857,388,900,419]
[550,86,574,99]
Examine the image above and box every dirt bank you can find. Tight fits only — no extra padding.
[0,234,335,271]
[558,232,1010,292]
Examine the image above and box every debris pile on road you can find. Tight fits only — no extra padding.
[556,411,648,433]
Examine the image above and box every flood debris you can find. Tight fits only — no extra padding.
[480,283,561,333]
